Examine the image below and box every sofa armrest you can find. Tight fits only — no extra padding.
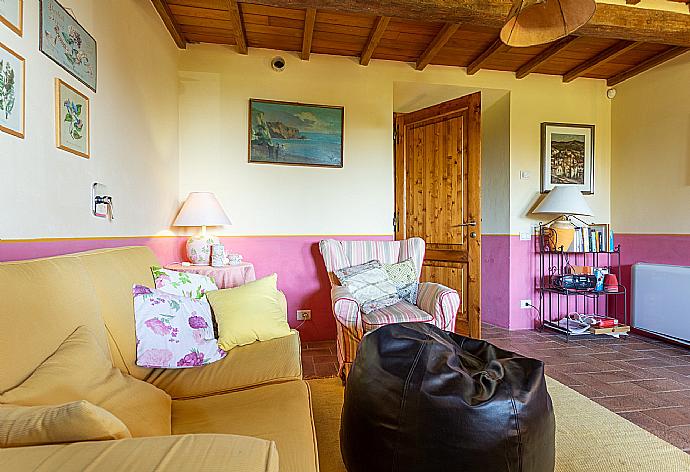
[331,286,361,329]
[146,331,302,400]
[0,434,279,472]
[416,282,461,331]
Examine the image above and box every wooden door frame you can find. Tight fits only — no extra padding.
[394,92,482,339]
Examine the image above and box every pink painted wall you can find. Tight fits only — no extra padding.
[0,235,392,342]
[4,233,582,335]
[508,236,539,330]
[481,235,511,328]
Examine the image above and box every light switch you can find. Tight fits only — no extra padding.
[520,170,531,180]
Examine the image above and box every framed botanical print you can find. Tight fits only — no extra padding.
[249,99,344,168]
[541,122,595,194]
[40,0,97,92]
[0,41,25,138]
[0,0,22,36]
[55,79,89,158]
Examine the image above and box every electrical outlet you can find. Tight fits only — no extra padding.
[520,300,532,309]
[296,310,312,321]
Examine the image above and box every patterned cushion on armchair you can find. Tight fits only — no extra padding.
[319,237,460,379]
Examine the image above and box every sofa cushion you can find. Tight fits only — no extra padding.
[151,266,218,299]
[172,381,318,472]
[0,434,279,472]
[76,247,162,380]
[146,330,303,399]
[207,274,292,352]
[0,401,131,448]
[133,285,225,369]
[0,255,108,393]
[0,326,171,437]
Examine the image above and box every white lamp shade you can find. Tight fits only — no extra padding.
[172,192,232,227]
[534,186,593,216]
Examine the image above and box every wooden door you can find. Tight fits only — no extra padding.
[394,93,481,338]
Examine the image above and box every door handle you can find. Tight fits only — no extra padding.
[453,221,477,228]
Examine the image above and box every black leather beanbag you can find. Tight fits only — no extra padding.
[340,322,555,472]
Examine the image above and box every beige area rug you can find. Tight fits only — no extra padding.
[308,377,690,472]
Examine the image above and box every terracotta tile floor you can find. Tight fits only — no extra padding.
[302,323,690,453]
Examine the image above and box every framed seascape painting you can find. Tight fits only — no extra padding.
[541,122,595,194]
[0,42,25,139]
[40,0,97,92]
[55,79,89,158]
[249,99,344,168]
[0,0,22,36]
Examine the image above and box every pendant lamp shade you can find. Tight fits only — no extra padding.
[501,0,596,48]
[534,185,593,217]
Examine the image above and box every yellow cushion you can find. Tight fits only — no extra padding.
[172,381,318,472]
[0,434,279,472]
[0,401,131,448]
[0,255,109,394]
[0,326,171,437]
[76,247,162,380]
[207,274,292,351]
[146,330,303,399]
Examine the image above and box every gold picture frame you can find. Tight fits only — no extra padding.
[0,0,23,37]
[0,41,25,139]
[55,79,90,159]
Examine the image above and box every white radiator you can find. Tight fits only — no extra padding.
[632,263,690,345]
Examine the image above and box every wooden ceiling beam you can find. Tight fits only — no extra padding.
[607,45,690,86]
[563,40,641,83]
[360,16,390,66]
[150,0,186,49]
[515,36,577,79]
[416,23,460,71]
[236,0,690,47]
[301,8,317,60]
[224,0,248,54]
[467,38,504,75]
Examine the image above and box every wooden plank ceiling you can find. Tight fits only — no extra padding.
[157,0,690,86]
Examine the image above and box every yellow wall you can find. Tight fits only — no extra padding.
[611,53,690,234]
[0,0,179,239]
[179,46,612,236]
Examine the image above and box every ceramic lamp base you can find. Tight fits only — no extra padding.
[186,234,220,265]
[549,220,575,252]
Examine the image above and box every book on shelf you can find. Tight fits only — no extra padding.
[571,225,615,252]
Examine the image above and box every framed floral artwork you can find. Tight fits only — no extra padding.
[0,41,25,139]
[40,0,97,92]
[0,0,22,36]
[541,122,595,194]
[55,79,89,158]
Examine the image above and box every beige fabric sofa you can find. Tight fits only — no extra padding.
[0,247,319,471]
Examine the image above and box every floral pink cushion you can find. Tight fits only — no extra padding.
[133,285,226,369]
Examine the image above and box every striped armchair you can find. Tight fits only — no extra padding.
[319,238,460,379]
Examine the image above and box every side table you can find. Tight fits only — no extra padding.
[164,263,256,289]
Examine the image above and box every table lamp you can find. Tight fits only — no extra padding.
[173,192,232,265]
[533,186,593,251]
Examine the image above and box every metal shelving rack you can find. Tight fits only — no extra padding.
[537,223,628,340]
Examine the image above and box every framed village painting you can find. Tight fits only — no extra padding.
[0,42,25,139]
[55,79,89,158]
[249,99,344,168]
[541,122,595,194]
[40,0,97,92]
[0,0,23,36]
